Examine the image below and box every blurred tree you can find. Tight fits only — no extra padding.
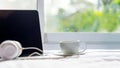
[114,0,120,5]
[58,0,120,32]
[102,0,112,5]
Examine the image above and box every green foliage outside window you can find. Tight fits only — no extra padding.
[58,0,120,32]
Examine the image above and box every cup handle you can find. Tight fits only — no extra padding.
[79,42,87,54]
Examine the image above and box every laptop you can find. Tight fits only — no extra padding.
[0,10,43,56]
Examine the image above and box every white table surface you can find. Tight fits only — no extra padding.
[1,50,120,68]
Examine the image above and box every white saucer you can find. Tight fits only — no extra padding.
[53,52,85,56]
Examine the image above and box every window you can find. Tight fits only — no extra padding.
[0,0,119,49]
[43,0,120,44]
[1,0,120,46]
[45,0,120,32]
[0,0,37,10]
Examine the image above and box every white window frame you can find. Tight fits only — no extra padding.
[45,33,120,43]
[38,0,120,48]
[37,0,45,43]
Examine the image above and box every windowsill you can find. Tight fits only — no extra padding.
[43,42,120,50]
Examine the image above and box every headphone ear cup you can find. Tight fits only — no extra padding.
[0,40,22,60]
[13,41,22,57]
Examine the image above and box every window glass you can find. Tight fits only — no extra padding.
[0,0,37,9]
[45,0,120,32]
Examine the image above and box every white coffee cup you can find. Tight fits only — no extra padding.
[60,40,86,55]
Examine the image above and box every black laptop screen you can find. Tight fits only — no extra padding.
[0,10,43,56]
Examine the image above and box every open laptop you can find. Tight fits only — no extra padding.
[0,10,43,56]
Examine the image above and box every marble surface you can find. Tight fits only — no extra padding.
[1,50,120,68]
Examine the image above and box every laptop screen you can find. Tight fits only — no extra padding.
[0,10,43,56]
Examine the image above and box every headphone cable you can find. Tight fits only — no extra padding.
[23,47,47,56]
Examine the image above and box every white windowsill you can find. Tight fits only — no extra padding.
[43,42,120,50]
[43,32,120,50]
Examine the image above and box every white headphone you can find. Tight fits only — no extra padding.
[0,40,43,60]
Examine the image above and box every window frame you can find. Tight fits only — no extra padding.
[44,32,120,43]
[37,0,45,43]
[38,0,120,46]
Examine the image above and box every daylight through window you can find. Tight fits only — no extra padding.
[44,0,120,33]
